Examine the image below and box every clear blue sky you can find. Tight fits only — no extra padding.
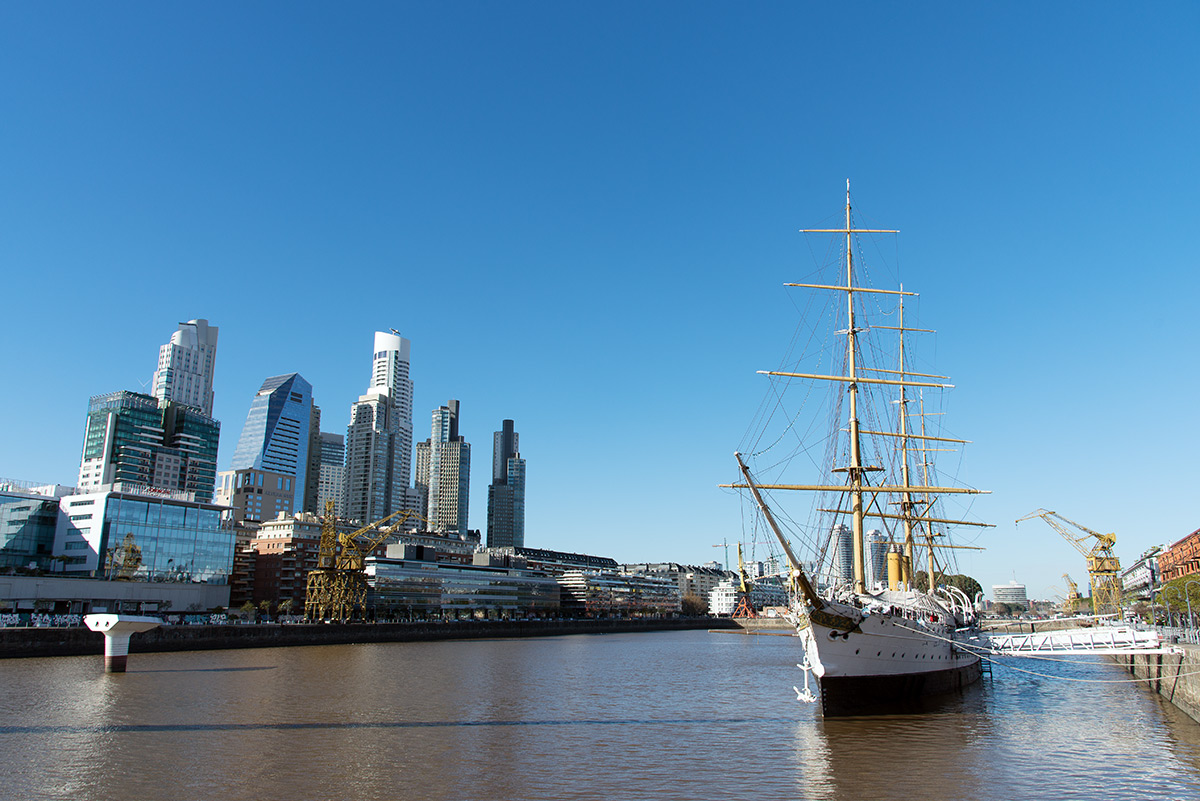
[2,3,1197,601]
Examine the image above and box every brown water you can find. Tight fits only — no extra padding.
[1,630,1198,800]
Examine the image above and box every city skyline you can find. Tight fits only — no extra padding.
[2,5,1198,598]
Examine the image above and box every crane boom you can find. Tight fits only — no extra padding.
[1017,509,1122,616]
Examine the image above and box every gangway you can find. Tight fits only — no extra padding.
[977,626,1179,656]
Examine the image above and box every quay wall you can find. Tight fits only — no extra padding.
[1113,644,1200,725]
[0,616,739,659]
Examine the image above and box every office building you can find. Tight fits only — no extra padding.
[867,529,888,587]
[345,332,417,524]
[152,319,219,417]
[829,524,853,585]
[416,400,470,534]
[486,419,526,548]
[316,432,347,519]
[220,373,319,523]
[77,391,220,503]
[992,580,1028,606]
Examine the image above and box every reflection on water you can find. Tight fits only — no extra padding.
[1,632,1198,801]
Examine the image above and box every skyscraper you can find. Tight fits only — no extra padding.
[79,320,221,503]
[829,524,853,586]
[344,331,417,524]
[416,400,470,534]
[486,419,525,548]
[152,319,219,417]
[316,432,346,519]
[866,529,887,588]
[78,391,221,502]
[219,373,318,523]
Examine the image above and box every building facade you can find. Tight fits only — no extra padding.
[0,485,63,572]
[54,489,232,584]
[992,580,1028,606]
[486,419,526,548]
[77,391,220,503]
[829,524,853,586]
[345,332,417,524]
[316,432,347,519]
[557,571,681,617]
[152,319,219,417]
[1159,529,1200,582]
[1121,546,1161,600]
[224,373,319,520]
[417,400,471,534]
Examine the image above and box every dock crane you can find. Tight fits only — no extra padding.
[304,500,420,622]
[1062,573,1083,614]
[1016,509,1122,617]
[731,542,757,619]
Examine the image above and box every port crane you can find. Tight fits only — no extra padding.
[304,500,420,622]
[1016,509,1122,617]
[732,542,757,618]
[1061,573,1083,614]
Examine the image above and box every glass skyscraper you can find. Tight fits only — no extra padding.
[486,419,525,548]
[229,373,316,513]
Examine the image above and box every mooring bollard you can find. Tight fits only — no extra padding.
[83,614,161,673]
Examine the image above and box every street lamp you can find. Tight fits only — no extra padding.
[1184,580,1200,629]
[1161,587,1183,628]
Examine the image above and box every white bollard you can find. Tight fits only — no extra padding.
[83,614,161,673]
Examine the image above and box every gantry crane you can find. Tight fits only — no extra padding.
[304,500,419,622]
[1016,509,1122,617]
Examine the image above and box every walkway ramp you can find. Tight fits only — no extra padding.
[981,626,1177,656]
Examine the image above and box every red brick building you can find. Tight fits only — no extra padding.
[1158,528,1200,581]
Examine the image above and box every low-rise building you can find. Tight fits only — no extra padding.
[0,481,234,615]
[367,544,561,619]
[1159,529,1200,582]
[1121,546,1162,600]
[557,570,680,617]
[622,562,733,601]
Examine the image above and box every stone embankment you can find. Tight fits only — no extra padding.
[1114,643,1200,725]
[0,616,739,659]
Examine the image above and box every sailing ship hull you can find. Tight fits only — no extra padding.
[797,605,983,716]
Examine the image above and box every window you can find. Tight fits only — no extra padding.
[69,514,92,521]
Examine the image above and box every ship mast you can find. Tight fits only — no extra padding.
[727,182,991,598]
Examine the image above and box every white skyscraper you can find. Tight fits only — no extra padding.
[152,319,219,417]
[344,331,417,524]
[829,524,853,586]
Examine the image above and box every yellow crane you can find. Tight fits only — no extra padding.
[304,500,419,622]
[732,542,757,618]
[1016,509,1122,617]
[1061,573,1083,615]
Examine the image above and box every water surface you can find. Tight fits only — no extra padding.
[1,630,1197,800]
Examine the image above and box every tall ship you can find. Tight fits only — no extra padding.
[725,184,991,716]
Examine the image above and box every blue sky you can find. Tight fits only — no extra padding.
[2,3,1197,601]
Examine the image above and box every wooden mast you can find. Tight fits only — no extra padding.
[724,183,991,598]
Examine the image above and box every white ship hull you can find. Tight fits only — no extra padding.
[795,600,982,716]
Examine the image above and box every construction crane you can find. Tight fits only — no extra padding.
[731,542,757,619]
[1062,573,1083,615]
[1016,509,1122,617]
[304,500,419,622]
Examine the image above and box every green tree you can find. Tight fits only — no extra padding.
[239,601,256,621]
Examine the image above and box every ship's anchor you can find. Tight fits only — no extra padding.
[794,657,817,704]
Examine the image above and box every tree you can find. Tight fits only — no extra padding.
[258,599,272,618]
[277,599,295,617]
[681,592,708,616]
[239,601,256,621]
